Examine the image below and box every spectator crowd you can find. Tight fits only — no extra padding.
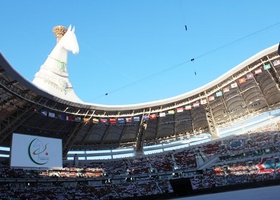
[1,121,280,199]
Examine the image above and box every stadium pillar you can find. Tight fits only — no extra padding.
[204,103,219,139]
[134,120,147,156]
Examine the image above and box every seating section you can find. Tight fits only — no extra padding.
[1,121,280,198]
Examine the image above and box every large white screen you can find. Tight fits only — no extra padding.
[10,133,62,168]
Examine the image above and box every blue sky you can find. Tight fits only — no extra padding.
[1,0,280,105]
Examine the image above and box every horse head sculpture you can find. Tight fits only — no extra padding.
[58,25,79,55]
[32,25,82,103]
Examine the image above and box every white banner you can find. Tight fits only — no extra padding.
[10,133,62,168]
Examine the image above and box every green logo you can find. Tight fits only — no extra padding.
[28,138,49,165]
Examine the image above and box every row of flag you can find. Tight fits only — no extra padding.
[34,107,192,125]
[33,60,279,125]
[209,61,278,100]
[183,62,275,105]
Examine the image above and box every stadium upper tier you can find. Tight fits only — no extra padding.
[1,42,280,156]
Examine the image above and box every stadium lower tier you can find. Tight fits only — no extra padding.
[1,166,280,199]
[2,125,280,199]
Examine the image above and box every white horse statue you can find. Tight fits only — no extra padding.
[33,25,82,103]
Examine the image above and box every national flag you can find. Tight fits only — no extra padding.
[273,59,280,66]
[185,105,191,110]
[92,118,99,124]
[143,115,149,121]
[231,82,238,88]
[126,117,132,122]
[101,119,108,124]
[118,118,125,124]
[110,118,116,124]
[58,114,66,120]
[83,117,91,123]
[177,107,184,112]
[223,87,230,93]
[149,114,157,119]
[167,110,175,115]
[263,63,271,70]
[208,96,215,101]
[193,101,200,107]
[246,73,254,79]
[200,99,207,105]
[256,157,275,174]
[66,115,73,121]
[74,117,82,122]
[34,107,39,113]
[216,91,222,97]
[254,68,262,74]
[133,116,140,122]
[41,110,47,116]
[48,112,55,118]
[159,112,166,117]
[227,139,244,150]
[238,78,246,84]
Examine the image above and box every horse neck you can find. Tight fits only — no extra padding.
[40,42,69,76]
[47,43,68,64]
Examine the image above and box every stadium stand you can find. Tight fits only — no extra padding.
[1,26,280,199]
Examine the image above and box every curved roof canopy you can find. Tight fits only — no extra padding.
[1,43,280,156]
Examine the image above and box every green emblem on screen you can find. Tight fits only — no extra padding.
[28,138,49,165]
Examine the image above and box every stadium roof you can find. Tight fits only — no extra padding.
[1,43,280,157]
